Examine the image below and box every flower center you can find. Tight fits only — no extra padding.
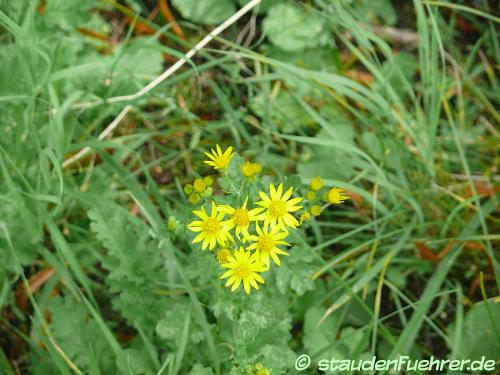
[268,200,287,218]
[203,217,220,234]
[232,208,249,226]
[217,249,231,263]
[215,156,230,169]
[258,234,275,253]
[235,264,251,279]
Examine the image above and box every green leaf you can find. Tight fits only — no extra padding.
[448,300,500,360]
[352,0,397,25]
[172,0,236,25]
[303,306,341,359]
[263,4,327,52]
[88,201,170,331]
[189,364,215,375]
[49,296,116,373]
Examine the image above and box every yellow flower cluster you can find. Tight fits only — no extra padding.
[184,176,214,204]
[187,182,303,294]
[186,147,348,294]
[300,176,350,222]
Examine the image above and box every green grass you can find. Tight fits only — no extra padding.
[0,0,499,374]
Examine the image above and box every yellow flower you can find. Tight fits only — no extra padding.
[167,216,179,230]
[256,183,303,229]
[193,178,206,193]
[188,193,200,204]
[310,176,324,191]
[241,161,262,178]
[187,202,232,250]
[216,248,231,264]
[327,187,349,204]
[220,247,266,294]
[310,205,322,216]
[255,363,271,375]
[306,191,316,200]
[300,212,311,223]
[204,144,235,170]
[247,222,290,267]
[219,197,263,240]
[203,176,214,186]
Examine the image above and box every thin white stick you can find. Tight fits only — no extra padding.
[106,0,262,104]
[62,104,132,168]
[63,0,261,168]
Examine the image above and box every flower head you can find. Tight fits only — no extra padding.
[188,193,200,204]
[310,205,322,216]
[310,176,324,191]
[193,178,206,193]
[220,197,263,240]
[247,222,290,267]
[187,202,232,250]
[306,191,316,200]
[216,248,231,264]
[220,247,266,294]
[241,161,262,178]
[327,187,349,204]
[204,144,235,170]
[256,183,303,229]
[300,212,311,223]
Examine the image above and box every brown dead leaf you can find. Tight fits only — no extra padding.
[468,273,495,297]
[158,0,185,39]
[416,241,440,261]
[345,70,373,85]
[16,267,56,312]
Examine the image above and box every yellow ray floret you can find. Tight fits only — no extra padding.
[247,222,290,267]
[256,183,303,229]
[327,187,349,204]
[204,144,235,170]
[241,161,262,178]
[219,197,263,240]
[187,202,232,251]
[220,247,266,294]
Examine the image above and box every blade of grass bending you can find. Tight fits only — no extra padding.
[318,268,397,348]
[450,282,464,360]
[385,281,453,349]
[479,272,500,343]
[173,306,192,374]
[313,223,420,279]
[443,94,500,292]
[371,250,391,354]
[423,1,500,23]
[389,246,461,358]
[276,134,392,190]
[44,216,98,308]
[388,198,497,357]
[319,219,415,324]
[79,291,129,372]
[1,223,79,374]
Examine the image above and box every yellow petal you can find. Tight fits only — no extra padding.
[243,279,250,294]
[231,278,241,292]
[269,184,277,200]
[276,183,283,199]
[281,187,293,201]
